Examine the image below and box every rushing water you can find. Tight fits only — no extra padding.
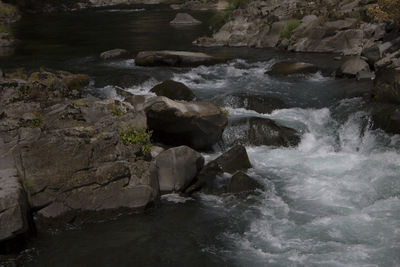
[1,5,400,267]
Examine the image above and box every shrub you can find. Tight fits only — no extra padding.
[369,0,400,24]
[120,127,153,155]
[29,112,44,130]
[111,105,125,116]
[210,0,249,32]
[281,20,300,39]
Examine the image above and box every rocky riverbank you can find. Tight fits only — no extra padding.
[2,63,301,252]
[195,0,400,70]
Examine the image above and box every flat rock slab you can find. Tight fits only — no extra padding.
[135,50,228,67]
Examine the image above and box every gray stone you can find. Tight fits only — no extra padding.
[336,57,370,78]
[128,95,228,150]
[170,13,202,25]
[227,171,263,194]
[150,80,195,101]
[223,117,301,147]
[184,145,252,194]
[155,146,204,192]
[99,49,129,60]
[135,50,228,67]
[267,61,319,75]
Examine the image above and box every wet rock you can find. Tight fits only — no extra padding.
[370,104,400,135]
[184,145,252,194]
[135,50,228,67]
[223,117,301,147]
[155,146,204,192]
[336,57,371,78]
[170,13,201,25]
[0,139,30,251]
[227,171,263,194]
[128,95,228,150]
[215,93,286,114]
[150,80,195,101]
[267,61,319,76]
[99,48,129,60]
[371,68,400,104]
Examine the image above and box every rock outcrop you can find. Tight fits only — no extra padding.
[128,95,228,150]
[135,50,228,67]
[194,0,389,57]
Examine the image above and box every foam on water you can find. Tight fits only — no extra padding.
[210,102,400,266]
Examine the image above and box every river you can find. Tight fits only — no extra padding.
[1,4,400,267]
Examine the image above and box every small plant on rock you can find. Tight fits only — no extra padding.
[28,112,44,130]
[281,20,300,39]
[111,105,125,116]
[120,127,153,155]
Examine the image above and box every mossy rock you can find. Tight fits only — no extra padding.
[150,80,195,101]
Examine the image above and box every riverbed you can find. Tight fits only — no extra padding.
[1,4,400,267]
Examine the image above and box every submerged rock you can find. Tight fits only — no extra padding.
[223,117,301,147]
[214,92,286,114]
[128,95,228,150]
[267,61,318,76]
[150,80,195,101]
[135,50,228,67]
[170,13,202,25]
[99,48,129,60]
[155,146,204,192]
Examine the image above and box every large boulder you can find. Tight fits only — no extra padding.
[371,68,400,104]
[184,145,252,194]
[135,50,228,67]
[170,13,202,25]
[99,48,129,60]
[155,146,204,192]
[336,57,371,78]
[223,117,301,147]
[267,61,319,76]
[150,80,195,101]
[128,95,228,150]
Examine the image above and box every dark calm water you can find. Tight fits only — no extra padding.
[1,5,400,267]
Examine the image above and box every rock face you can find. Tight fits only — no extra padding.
[135,50,228,67]
[194,0,388,57]
[170,13,202,25]
[128,95,228,150]
[336,57,371,78]
[0,138,30,250]
[150,80,195,101]
[184,145,252,194]
[99,48,129,60]
[371,69,400,104]
[223,117,301,147]
[155,146,204,192]
[267,61,318,76]
[0,69,163,249]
